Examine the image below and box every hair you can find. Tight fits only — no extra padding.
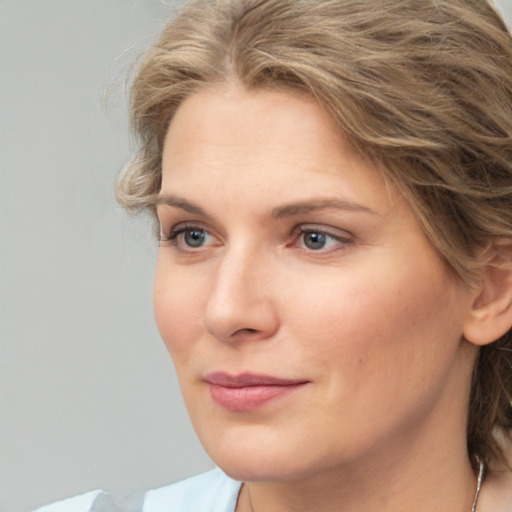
[117,0,512,469]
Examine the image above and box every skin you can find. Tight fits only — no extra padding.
[153,84,484,511]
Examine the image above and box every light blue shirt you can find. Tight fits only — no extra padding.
[33,468,242,512]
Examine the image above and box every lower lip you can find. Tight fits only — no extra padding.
[208,383,306,411]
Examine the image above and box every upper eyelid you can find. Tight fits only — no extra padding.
[296,229,352,243]
[295,223,354,238]
[159,220,212,235]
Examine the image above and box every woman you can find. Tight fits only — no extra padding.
[36,0,512,510]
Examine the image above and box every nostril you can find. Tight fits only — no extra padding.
[234,328,258,336]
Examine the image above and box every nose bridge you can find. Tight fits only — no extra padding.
[203,240,277,342]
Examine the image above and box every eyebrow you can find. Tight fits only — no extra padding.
[154,194,377,219]
[271,198,377,218]
[154,194,212,219]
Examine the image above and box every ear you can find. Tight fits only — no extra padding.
[464,239,512,346]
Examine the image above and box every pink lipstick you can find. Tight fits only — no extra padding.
[204,372,308,411]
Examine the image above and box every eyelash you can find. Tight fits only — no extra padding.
[158,223,353,254]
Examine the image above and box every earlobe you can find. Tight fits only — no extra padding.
[463,240,512,347]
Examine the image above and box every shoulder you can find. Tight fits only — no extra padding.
[32,490,107,512]
[143,468,242,512]
[31,469,241,512]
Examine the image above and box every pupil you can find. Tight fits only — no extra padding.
[184,229,206,247]
[305,232,326,250]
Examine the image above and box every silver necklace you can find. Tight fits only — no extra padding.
[471,458,485,512]
[247,459,486,512]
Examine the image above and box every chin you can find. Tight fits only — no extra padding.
[198,425,338,483]
[214,454,319,484]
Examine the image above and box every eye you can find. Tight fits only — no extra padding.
[295,227,351,252]
[159,224,217,250]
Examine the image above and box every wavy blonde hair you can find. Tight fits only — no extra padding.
[117,0,512,468]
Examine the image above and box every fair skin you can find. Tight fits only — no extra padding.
[153,83,506,512]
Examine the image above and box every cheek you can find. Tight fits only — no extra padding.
[285,258,466,395]
[153,259,206,360]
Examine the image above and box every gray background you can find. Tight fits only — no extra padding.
[1,1,511,511]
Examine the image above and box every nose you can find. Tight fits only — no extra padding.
[201,245,279,344]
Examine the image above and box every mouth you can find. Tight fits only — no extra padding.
[203,372,309,412]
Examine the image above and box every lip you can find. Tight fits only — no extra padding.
[204,372,309,412]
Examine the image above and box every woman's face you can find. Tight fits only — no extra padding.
[154,85,477,482]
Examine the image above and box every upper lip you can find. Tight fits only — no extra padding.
[204,372,309,388]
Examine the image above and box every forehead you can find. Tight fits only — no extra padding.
[161,84,394,205]
[163,84,343,159]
